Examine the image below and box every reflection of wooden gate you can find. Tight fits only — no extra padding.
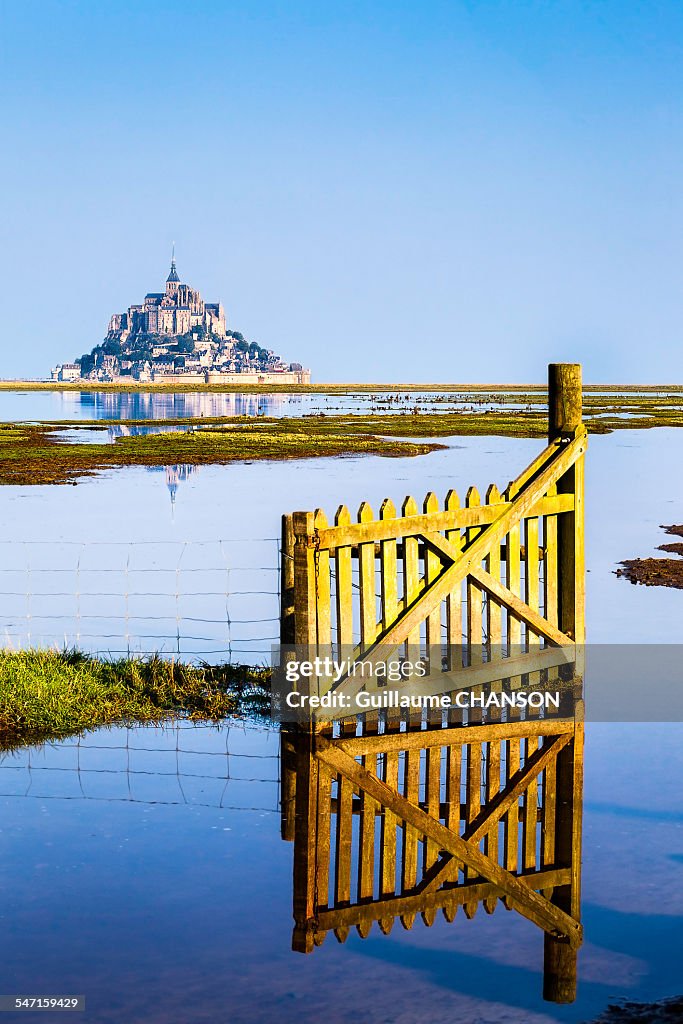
[282,706,583,1004]
[279,364,586,1005]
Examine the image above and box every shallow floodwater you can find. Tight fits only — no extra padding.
[0,425,681,657]
[0,394,682,1022]
[0,387,531,422]
[0,720,681,1024]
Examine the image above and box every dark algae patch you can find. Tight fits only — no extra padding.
[587,994,683,1022]
[0,651,270,747]
[616,525,683,589]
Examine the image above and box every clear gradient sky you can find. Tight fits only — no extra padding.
[1,0,682,383]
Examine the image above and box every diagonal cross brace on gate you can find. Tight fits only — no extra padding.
[315,734,582,947]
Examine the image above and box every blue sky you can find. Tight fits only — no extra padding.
[1,0,683,382]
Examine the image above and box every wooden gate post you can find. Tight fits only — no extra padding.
[280,513,295,645]
[292,511,318,647]
[544,363,584,1003]
[547,363,585,644]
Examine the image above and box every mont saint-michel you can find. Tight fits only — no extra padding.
[51,255,310,385]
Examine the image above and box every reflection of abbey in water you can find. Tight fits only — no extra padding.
[144,464,200,508]
[282,690,583,1006]
[79,391,290,421]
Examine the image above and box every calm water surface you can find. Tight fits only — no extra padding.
[0,388,521,422]
[0,393,681,1022]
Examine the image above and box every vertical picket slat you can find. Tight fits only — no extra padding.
[443,738,462,900]
[380,499,398,632]
[466,487,483,666]
[423,492,441,662]
[401,740,420,927]
[317,764,332,912]
[335,775,353,908]
[380,750,399,899]
[358,761,376,933]
[505,510,522,658]
[485,485,503,656]
[523,734,539,872]
[541,740,557,898]
[483,736,501,914]
[544,483,559,629]
[502,735,521,908]
[358,502,376,652]
[402,496,420,658]
[334,505,353,656]
[463,737,482,918]
[445,489,463,670]
[525,513,541,662]
[314,508,331,659]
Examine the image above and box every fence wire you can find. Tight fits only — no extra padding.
[0,537,282,663]
[0,720,281,811]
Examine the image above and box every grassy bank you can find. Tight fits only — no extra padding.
[0,651,270,748]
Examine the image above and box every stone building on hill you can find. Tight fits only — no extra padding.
[51,253,310,384]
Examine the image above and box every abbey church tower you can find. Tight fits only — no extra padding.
[165,254,180,298]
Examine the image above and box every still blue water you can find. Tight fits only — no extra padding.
[0,392,681,1022]
[0,388,529,422]
[0,721,680,1024]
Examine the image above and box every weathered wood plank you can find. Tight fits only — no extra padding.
[358,757,376,903]
[423,492,442,661]
[293,511,317,647]
[358,502,376,652]
[315,494,575,549]
[316,867,572,932]
[280,513,295,644]
[485,484,503,656]
[317,763,332,910]
[401,496,421,658]
[466,487,483,668]
[445,489,463,668]
[401,744,420,899]
[464,735,482,917]
[334,717,575,756]
[411,734,571,899]
[468,567,573,648]
[380,499,398,635]
[335,773,354,906]
[314,508,331,655]
[523,734,539,872]
[292,733,319,952]
[334,505,353,652]
[317,740,582,945]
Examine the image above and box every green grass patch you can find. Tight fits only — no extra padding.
[0,650,271,748]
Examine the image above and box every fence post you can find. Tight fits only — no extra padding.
[280,514,296,645]
[544,362,584,1003]
[292,511,318,647]
[547,362,585,644]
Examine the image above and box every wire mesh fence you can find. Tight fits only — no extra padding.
[0,720,281,811]
[0,537,282,663]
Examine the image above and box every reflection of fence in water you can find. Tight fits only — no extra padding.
[0,538,282,663]
[0,722,281,812]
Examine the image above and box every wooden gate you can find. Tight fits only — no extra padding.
[279,363,586,1004]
